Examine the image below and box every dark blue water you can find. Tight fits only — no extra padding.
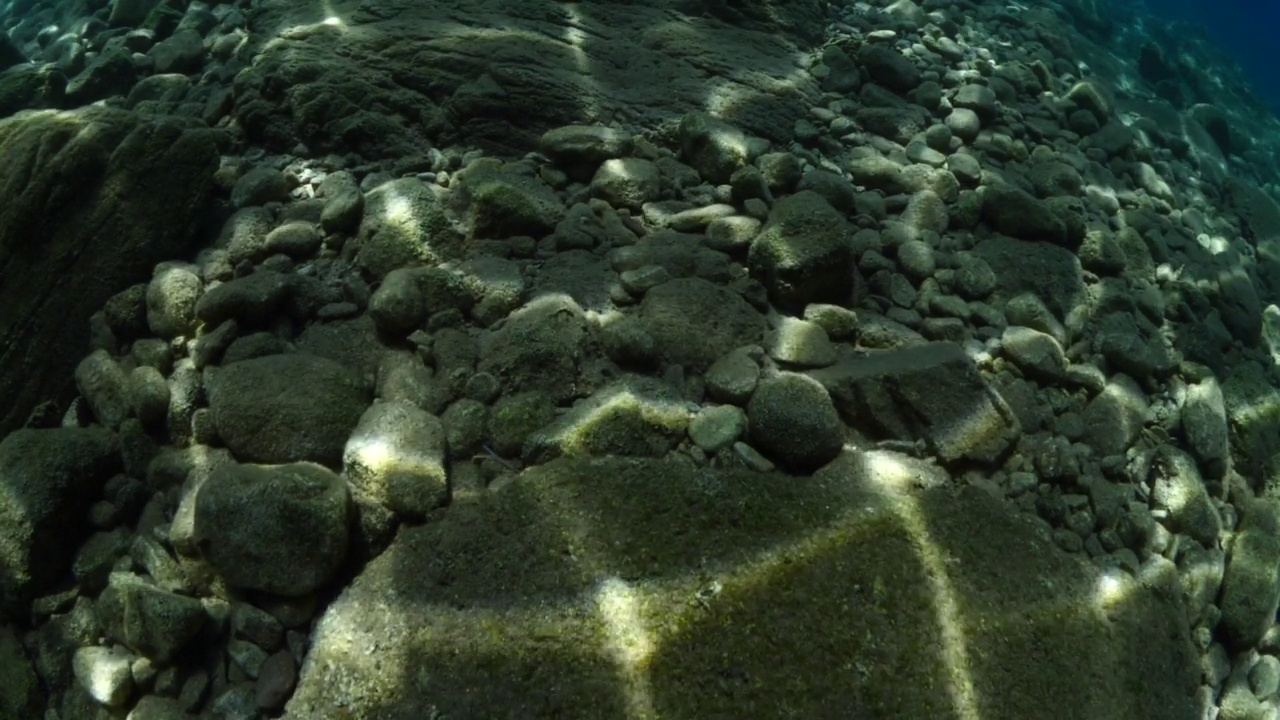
[1141,0,1280,112]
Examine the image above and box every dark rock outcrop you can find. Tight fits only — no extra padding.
[0,427,120,620]
[0,107,219,438]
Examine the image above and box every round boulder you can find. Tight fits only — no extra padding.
[206,353,369,467]
[193,462,350,597]
[638,278,767,372]
[747,373,843,471]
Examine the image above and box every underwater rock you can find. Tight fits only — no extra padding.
[193,461,350,597]
[0,108,217,438]
[0,427,120,619]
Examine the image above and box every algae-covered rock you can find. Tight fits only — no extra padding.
[343,400,449,519]
[0,427,120,619]
[1219,498,1280,650]
[0,626,43,719]
[0,107,217,438]
[206,353,369,467]
[285,453,1200,720]
[807,342,1019,464]
[748,191,858,308]
[194,462,350,597]
[355,177,460,278]
[747,372,843,471]
[524,376,690,462]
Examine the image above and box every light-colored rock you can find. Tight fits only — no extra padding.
[344,400,450,519]
[73,646,135,707]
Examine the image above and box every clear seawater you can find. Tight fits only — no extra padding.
[1139,0,1280,112]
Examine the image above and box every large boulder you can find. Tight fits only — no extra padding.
[807,342,1021,464]
[193,462,351,597]
[637,277,766,372]
[205,353,370,467]
[284,455,1200,719]
[0,107,218,438]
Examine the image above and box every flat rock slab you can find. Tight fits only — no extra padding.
[233,0,824,158]
[286,453,1200,720]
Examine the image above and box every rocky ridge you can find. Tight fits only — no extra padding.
[5,0,1280,718]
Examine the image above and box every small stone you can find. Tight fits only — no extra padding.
[255,650,299,711]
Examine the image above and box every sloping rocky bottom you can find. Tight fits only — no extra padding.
[8,0,1280,718]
